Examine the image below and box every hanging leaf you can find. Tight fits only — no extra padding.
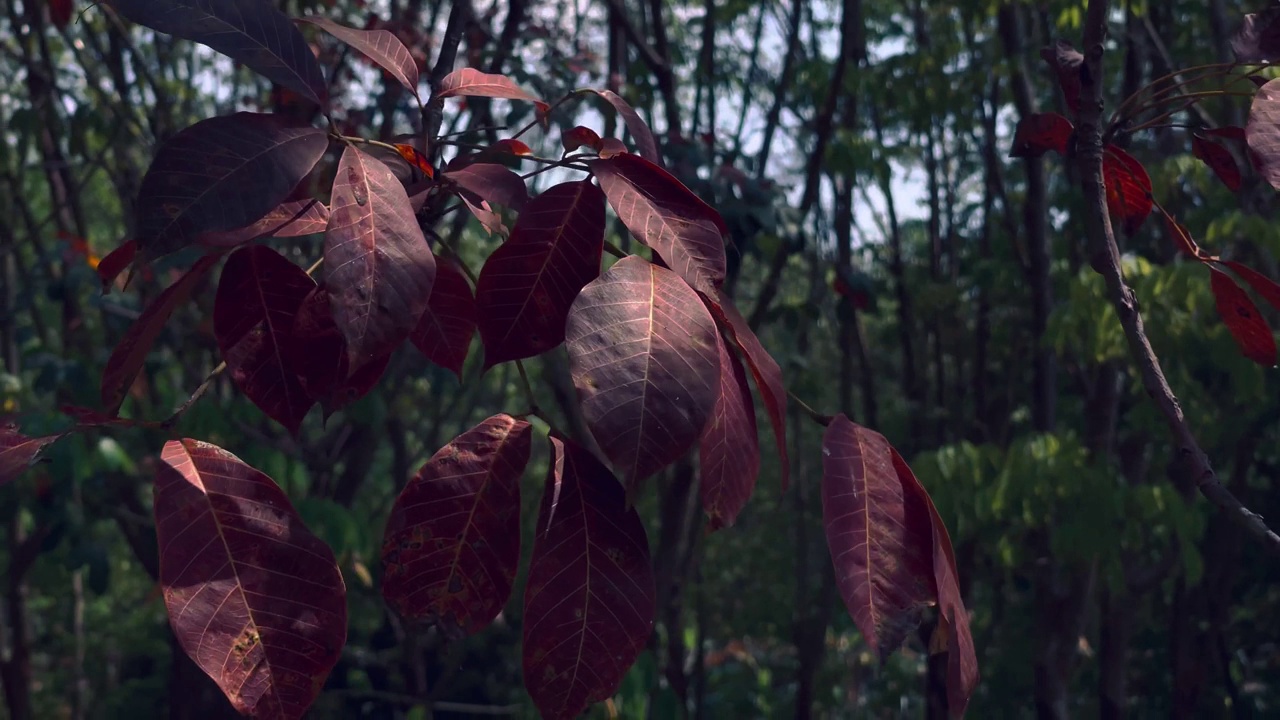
[590,153,728,295]
[698,333,760,530]
[1221,260,1280,312]
[297,16,419,98]
[562,126,602,153]
[1039,40,1084,114]
[325,352,391,416]
[393,144,435,179]
[410,256,477,379]
[213,246,317,434]
[50,0,73,29]
[1247,79,1280,190]
[1009,112,1074,158]
[1232,9,1280,63]
[199,199,330,249]
[436,68,549,113]
[382,415,530,635]
[564,256,720,487]
[133,113,328,261]
[443,163,529,211]
[97,240,137,292]
[588,89,660,164]
[522,436,655,720]
[1192,134,1242,191]
[1102,145,1153,237]
[1209,265,1277,366]
[1205,126,1247,142]
[325,145,436,373]
[109,0,327,104]
[0,421,63,487]
[288,286,349,404]
[154,439,346,720]
[476,181,605,367]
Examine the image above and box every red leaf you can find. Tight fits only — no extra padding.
[394,144,435,179]
[590,153,728,295]
[565,256,720,488]
[327,352,391,416]
[1247,79,1280,190]
[562,125,602,153]
[1205,125,1247,142]
[0,421,62,487]
[288,286,349,403]
[297,16,420,98]
[97,240,137,292]
[199,199,330,249]
[443,162,529,211]
[588,90,660,164]
[522,436,655,720]
[214,246,317,434]
[410,256,477,379]
[476,181,605,367]
[381,415,530,634]
[698,333,759,530]
[100,255,220,415]
[50,0,73,29]
[1039,40,1084,113]
[154,439,346,720]
[436,68,549,114]
[1009,112,1073,158]
[1102,145,1153,237]
[703,290,790,491]
[1192,134,1242,191]
[134,113,328,262]
[486,138,533,157]
[1209,265,1277,366]
[325,145,436,373]
[597,137,628,158]
[1222,260,1280,313]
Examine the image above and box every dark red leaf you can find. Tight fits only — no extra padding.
[394,144,435,179]
[1009,112,1073,158]
[98,240,137,292]
[110,0,326,104]
[1039,40,1084,113]
[1222,260,1280,313]
[288,286,349,403]
[698,333,759,530]
[101,255,220,415]
[154,439,346,720]
[522,436,655,720]
[214,246,317,434]
[50,0,73,29]
[443,162,529,212]
[0,421,62,487]
[1232,9,1280,63]
[486,139,533,157]
[1205,125,1247,142]
[1192,134,1242,191]
[325,351,391,416]
[297,16,419,98]
[325,145,436,373]
[588,90,660,164]
[703,290,790,491]
[564,256,720,487]
[821,416,936,660]
[436,68,549,114]
[382,415,530,634]
[1247,79,1280,190]
[199,199,330,249]
[476,181,605,367]
[410,256,476,379]
[1209,265,1277,366]
[134,113,328,262]
[590,153,728,295]
[1102,145,1153,237]
[562,126,602,153]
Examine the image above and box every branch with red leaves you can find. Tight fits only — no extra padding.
[1076,0,1280,558]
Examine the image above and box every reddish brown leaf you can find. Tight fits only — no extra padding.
[98,240,137,292]
[325,145,436,373]
[214,246,317,434]
[1205,125,1247,142]
[821,416,936,661]
[476,181,605,367]
[1233,9,1280,63]
[101,255,220,415]
[1209,265,1277,366]
[0,421,62,487]
[50,0,73,29]
[1039,40,1084,113]
[588,90,660,164]
[394,144,435,178]
[522,436,655,720]
[154,439,346,720]
[410,256,477,379]
[436,68,549,113]
[443,162,529,211]
[1192,134,1242,191]
[1222,260,1280,312]
[1009,112,1073,158]
[597,137,628,158]
[1102,145,1153,237]
[297,16,420,98]
[698,333,759,530]
[564,256,720,487]
[703,290,789,490]
[199,199,330,249]
[381,415,530,634]
[1247,79,1280,190]
[590,153,728,295]
[486,139,533,157]
[562,126,602,153]
[288,286,349,403]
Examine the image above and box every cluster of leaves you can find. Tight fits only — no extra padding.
[2,0,979,718]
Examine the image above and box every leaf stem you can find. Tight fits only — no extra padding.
[514,360,540,417]
[788,390,832,427]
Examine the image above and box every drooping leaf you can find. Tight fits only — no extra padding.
[1209,265,1277,366]
[410,256,477,379]
[154,439,346,720]
[325,145,436,373]
[50,0,73,28]
[522,436,655,720]
[214,246,317,434]
[444,163,528,212]
[1102,145,1153,237]
[1039,39,1084,113]
[109,0,326,104]
[297,16,419,98]
[1205,125,1247,142]
[200,198,330,248]
[1232,9,1280,63]
[590,153,728,295]
[382,415,531,634]
[821,416,935,660]
[562,126,602,153]
[101,255,220,415]
[133,113,328,261]
[1009,112,1073,158]
[698,333,759,530]
[287,285,392,414]
[436,68,548,113]
[588,90,660,164]
[0,421,63,487]
[1247,79,1280,190]
[394,144,435,179]
[1222,260,1280,312]
[564,256,720,487]
[1192,134,1242,191]
[476,181,605,367]
[485,139,533,157]
[98,240,137,292]
[325,352,391,416]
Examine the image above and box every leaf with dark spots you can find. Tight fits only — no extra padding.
[133,113,328,262]
[821,416,936,661]
[1232,9,1280,63]
[1039,40,1084,113]
[154,439,346,720]
[110,0,327,104]
[200,199,329,249]
[1209,265,1277,366]
[562,126,602,153]
[590,153,728,295]
[97,240,137,292]
[564,256,720,488]
[324,145,436,373]
[522,436,655,720]
[476,181,605,367]
[0,421,63,487]
[410,256,477,379]
[1009,112,1073,158]
[297,16,419,98]
[698,333,759,530]
[1102,145,1153,237]
[443,163,529,212]
[436,68,549,113]
[1221,260,1280,313]
[588,90,660,164]
[382,415,530,635]
[1192,134,1242,191]
[1247,79,1280,189]
[101,255,220,415]
[214,246,317,434]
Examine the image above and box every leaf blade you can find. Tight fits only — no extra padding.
[410,256,477,379]
[698,332,760,530]
[297,16,419,98]
[1209,265,1277,366]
